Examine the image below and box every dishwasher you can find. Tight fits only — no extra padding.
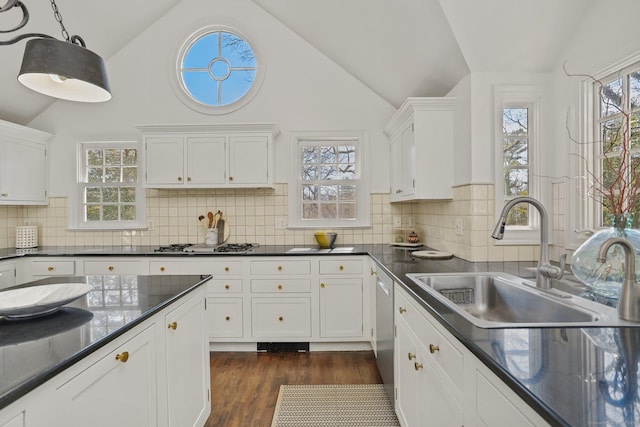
[375,267,394,401]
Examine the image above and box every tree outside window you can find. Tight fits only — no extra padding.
[502,107,530,225]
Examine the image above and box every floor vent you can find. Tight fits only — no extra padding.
[257,342,309,352]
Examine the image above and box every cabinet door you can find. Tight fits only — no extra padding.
[0,262,15,290]
[186,136,226,185]
[0,411,24,427]
[228,135,270,185]
[319,278,363,338]
[0,139,47,204]
[165,293,210,427]
[399,123,415,197]
[207,297,243,338]
[145,137,184,185]
[395,320,422,427]
[60,325,157,427]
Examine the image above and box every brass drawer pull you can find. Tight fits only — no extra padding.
[408,352,416,360]
[339,265,344,270]
[278,316,284,322]
[177,176,182,181]
[225,267,229,272]
[277,266,283,271]
[225,316,231,321]
[429,344,440,354]
[160,267,165,272]
[277,284,283,290]
[108,266,114,271]
[320,283,325,288]
[48,266,55,271]
[168,321,178,330]
[414,362,423,371]
[115,351,129,363]
[225,284,230,289]
[399,307,406,314]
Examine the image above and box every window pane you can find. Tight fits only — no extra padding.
[85,187,100,203]
[320,165,337,180]
[503,138,528,166]
[302,203,318,219]
[601,118,622,153]
[104,149,121,166]
[103,187,118,203]
[339,185,356,201]
[120,187,136,203]
[338,146,356,164]
[87,149,103,166]
[88,167,103,183]
[302,185,317,201]
[122,167,137,183]
[503,108,528,135]
[320,204,337,219]
[630,112,640,150]
[506,202,529,226]
[302,146,318,164]
[630,71,640,108]
[104,167,121,183]
[601,78,623,117]
[320,147,337,164]
[339,203,356,219]
[122,149,137,165]
[103,205,118,221]
[86,205,100,221]
[319,185,338,201]
[301,165,317,180]
[120,205,136,221]
[503,169,529,196]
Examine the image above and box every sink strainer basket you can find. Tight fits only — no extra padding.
[439,288,475,305]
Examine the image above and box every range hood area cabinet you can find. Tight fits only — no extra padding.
[137,124,279,189]
[384,98,455,202]
[0,119,52,206]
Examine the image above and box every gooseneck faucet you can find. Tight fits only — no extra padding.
[491,196,565,289]
[597,237,640,322]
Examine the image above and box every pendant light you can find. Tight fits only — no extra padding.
[1,0,111,102]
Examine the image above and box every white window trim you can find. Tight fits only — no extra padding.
[170,24,265,116]
[70,141,146,231]
[493,86,546,245]
[568,50,640,249]
[288,130,370,229]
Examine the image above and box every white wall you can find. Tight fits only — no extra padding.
[29,0,396,198]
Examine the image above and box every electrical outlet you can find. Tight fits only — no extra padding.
[147,219,154,231]
[393,216,402,228]
[275,217,287,230]
[455,218,464,236]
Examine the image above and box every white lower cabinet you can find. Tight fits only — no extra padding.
[0,411,24,427]
[319,278,363,338]
[59,325,157,427]
[395,284,549,427]
[207,297,243,338]
[251,298,311,338]
[0,261,15,290]
[164,292,210,427]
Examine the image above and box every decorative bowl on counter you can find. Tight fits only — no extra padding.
[314,232,337,249]
[0,283,93,319]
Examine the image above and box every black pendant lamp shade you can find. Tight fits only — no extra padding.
[18,38,111,102]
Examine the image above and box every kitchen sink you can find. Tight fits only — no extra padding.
[406,272,634,328]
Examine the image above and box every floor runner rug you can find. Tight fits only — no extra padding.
[271,384,400,426]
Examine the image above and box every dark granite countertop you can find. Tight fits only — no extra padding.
[1,244,638,426]
[0,274,211,410]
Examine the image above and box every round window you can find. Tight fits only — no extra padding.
[176,26,262,114]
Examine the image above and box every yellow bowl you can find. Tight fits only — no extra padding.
[314,232,337,249]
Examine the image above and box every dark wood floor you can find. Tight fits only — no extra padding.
[205,351,382,427]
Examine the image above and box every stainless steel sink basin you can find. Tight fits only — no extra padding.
[406,272,633,328]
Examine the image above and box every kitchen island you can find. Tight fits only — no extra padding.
[0,244,638,426]
[0,274,211,427]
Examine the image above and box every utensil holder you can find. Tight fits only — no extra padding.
[205,229,219,246]
[16,226,38,248]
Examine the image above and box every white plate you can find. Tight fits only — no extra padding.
[0,283,93,319]
[410,250,454,260]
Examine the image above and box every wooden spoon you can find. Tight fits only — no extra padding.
[213,211,221,228]
[207,212,214,228]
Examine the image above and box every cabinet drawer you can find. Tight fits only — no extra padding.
[319,259,363,275]
[84,260,145,275]
[207,297,243,338]
[31,260,75,276]
[149,260,241,275]
[207,279,243,294]
[250,260,310,275]
[251,298,311,338]
[251,279,311,293]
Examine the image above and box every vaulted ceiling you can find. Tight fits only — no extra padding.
[0,0,594,126]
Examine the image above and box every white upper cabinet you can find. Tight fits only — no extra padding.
[384,98,455,202]
[0,119,52,205]
[138,124,279,189]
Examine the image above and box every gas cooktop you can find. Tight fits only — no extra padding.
[153,243,258,254]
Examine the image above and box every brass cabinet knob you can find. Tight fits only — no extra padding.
[177,177,182,181]
[225,267,230,272]
[1,193,7,197]
[414,362,423,371]
[160,267,165,272]
[225,316,231,321]
[339,265,344,270]
[277,266,283,271]
[408,352,416,360]
[429,344,440,354]
[48,266,55,271]
[277,284,283,290]
[278,316,284,322]
[108,266,114,271]
[187,177,192,181]
[229,176,234,181]
[320,283,325,288]
[115,351,129,363]
[399,307,407,314]
[224,284,230,289]
[168,321,178,330]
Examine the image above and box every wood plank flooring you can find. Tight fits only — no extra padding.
[205,351,382,427]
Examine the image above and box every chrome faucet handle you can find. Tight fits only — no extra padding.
[538,253,567,280]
